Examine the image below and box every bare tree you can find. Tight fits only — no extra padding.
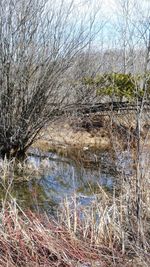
[0,0,98,159]
[110,0,150,248]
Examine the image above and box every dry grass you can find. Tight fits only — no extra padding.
[32,113,150,162]
[0,200,124,267]
[0,158,149,266]
[0,156,49,182]
[32,117,111,153]
[58,182,150,267]
[0,179,149,267]
[0,114,149,267]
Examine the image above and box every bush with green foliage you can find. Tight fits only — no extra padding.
[82,73,150,101]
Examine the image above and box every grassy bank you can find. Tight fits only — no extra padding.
[0,114,149,266]
[32,113,150,156]
[0,184,149,267]
[32,116,111,153]
[0,166,149,266]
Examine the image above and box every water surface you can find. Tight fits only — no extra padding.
[0,149,131,214]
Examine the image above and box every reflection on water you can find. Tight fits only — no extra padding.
[0,151,117,214]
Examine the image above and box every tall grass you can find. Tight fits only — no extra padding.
[0,115,149,266]
[57,114,150,266]
[58,182,150,266]
[0,180,149,266]
[0,199,115,267]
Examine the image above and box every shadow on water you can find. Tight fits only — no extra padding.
[0,149,125,214]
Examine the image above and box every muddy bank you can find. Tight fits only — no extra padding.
[32,116,111,156]
[32,113,150,160]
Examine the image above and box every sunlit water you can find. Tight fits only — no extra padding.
[0,149,134,214]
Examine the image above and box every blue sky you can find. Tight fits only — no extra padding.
[75,0,150,18]
[47,0,150,50]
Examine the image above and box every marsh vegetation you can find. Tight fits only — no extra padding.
[0,0,150,266]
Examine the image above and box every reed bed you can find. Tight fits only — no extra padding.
[58,184,150,267]
[0,126,149,266]
[0,200,125,267]
[0,183,149,267]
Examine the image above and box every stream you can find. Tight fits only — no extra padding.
[0,148,134,214]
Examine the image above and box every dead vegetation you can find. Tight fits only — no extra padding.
[32,112,150,158]
[0,201,127,267]
[0,201,145,267]
[0,176,149,267]
[0,117,149,267]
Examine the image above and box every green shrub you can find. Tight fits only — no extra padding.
[82,73,150,101]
